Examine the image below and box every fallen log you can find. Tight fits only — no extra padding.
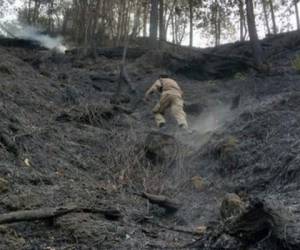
[0,206,121,224]
[141,192,181,214]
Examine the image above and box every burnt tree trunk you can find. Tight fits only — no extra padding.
[189,0,193,47]
[143,1,149,37]
[165,0,177,40]
[269,0,277,34]
[132,1,142,37]
[238,0,247,41]
[0,206,121,224]
[246,0,263,67]
[295,0,300,30]
[150,0,159,44]
[213,1,221,47]
[159,0,166,41]
[262,0,271,35]
[27,0,33,24]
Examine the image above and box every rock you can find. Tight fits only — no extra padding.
[144,132,178,165]
[220,193,245,220]
[191,176,206,191]
[0,177,9,193]
[225,198,300,246]
[195,225,207,235]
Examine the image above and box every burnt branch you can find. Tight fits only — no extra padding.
[0,206,121,225]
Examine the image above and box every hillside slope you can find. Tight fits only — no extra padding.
[0,33,300,249]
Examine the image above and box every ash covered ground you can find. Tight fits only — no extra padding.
[0,33,300,249]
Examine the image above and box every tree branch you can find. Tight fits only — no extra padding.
[0,206,121,224]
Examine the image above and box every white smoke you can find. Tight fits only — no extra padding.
[15,25,67,53]
[191,104,233,134]
[3,23,67,53]
[180,104,236,148]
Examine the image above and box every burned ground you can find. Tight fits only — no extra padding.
[0,32,300,249]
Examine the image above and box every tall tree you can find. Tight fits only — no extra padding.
[246,0,263,66]
[238,0,247,41]
[262,0,271,35]
[212,0,221,46]
[131,1,141,37]
[159,0,166,40]
[149,0,159,42]
[143,0,149,37]
[295,0,300,30]
[269,0,277,34]
[188,0,194,47]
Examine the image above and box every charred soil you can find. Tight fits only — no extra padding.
[0,32,300,249]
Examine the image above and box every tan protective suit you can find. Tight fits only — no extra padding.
[145,78,188,128]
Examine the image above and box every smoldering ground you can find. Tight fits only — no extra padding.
[0,30,300,249]
[176,103,236,148]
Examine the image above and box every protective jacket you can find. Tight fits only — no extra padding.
[145,78,188,129]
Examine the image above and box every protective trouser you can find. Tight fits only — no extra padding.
[152,94,188,128]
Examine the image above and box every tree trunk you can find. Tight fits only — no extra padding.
[245,0,263,67]
[27,0,32,24]
[295,0,300,30]
[91,0,102,58]
[132,1,142,37]
[143,1,149,37]
[32,0,41,25]
[121,1,130,43]
[159,0,166,41]
[0,206,121,224]
[214,1,220,47]
[269,0,277,34]
[189,0,193,47]
[238,0,246,41]
[116,1,124,45]
[47,0,54,33]
[217,7,221,46]
[83,5,92,56]
[62,10,68,35]
[149,0,159,43]
[171,11,175,43]
[262,0,271,35]
[164,0,177,39]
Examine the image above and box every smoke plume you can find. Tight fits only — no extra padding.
[14,25,67,53]
[2,23,67,53]
[184,104,235,147]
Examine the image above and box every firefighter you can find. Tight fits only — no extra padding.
[144,75,188,129]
